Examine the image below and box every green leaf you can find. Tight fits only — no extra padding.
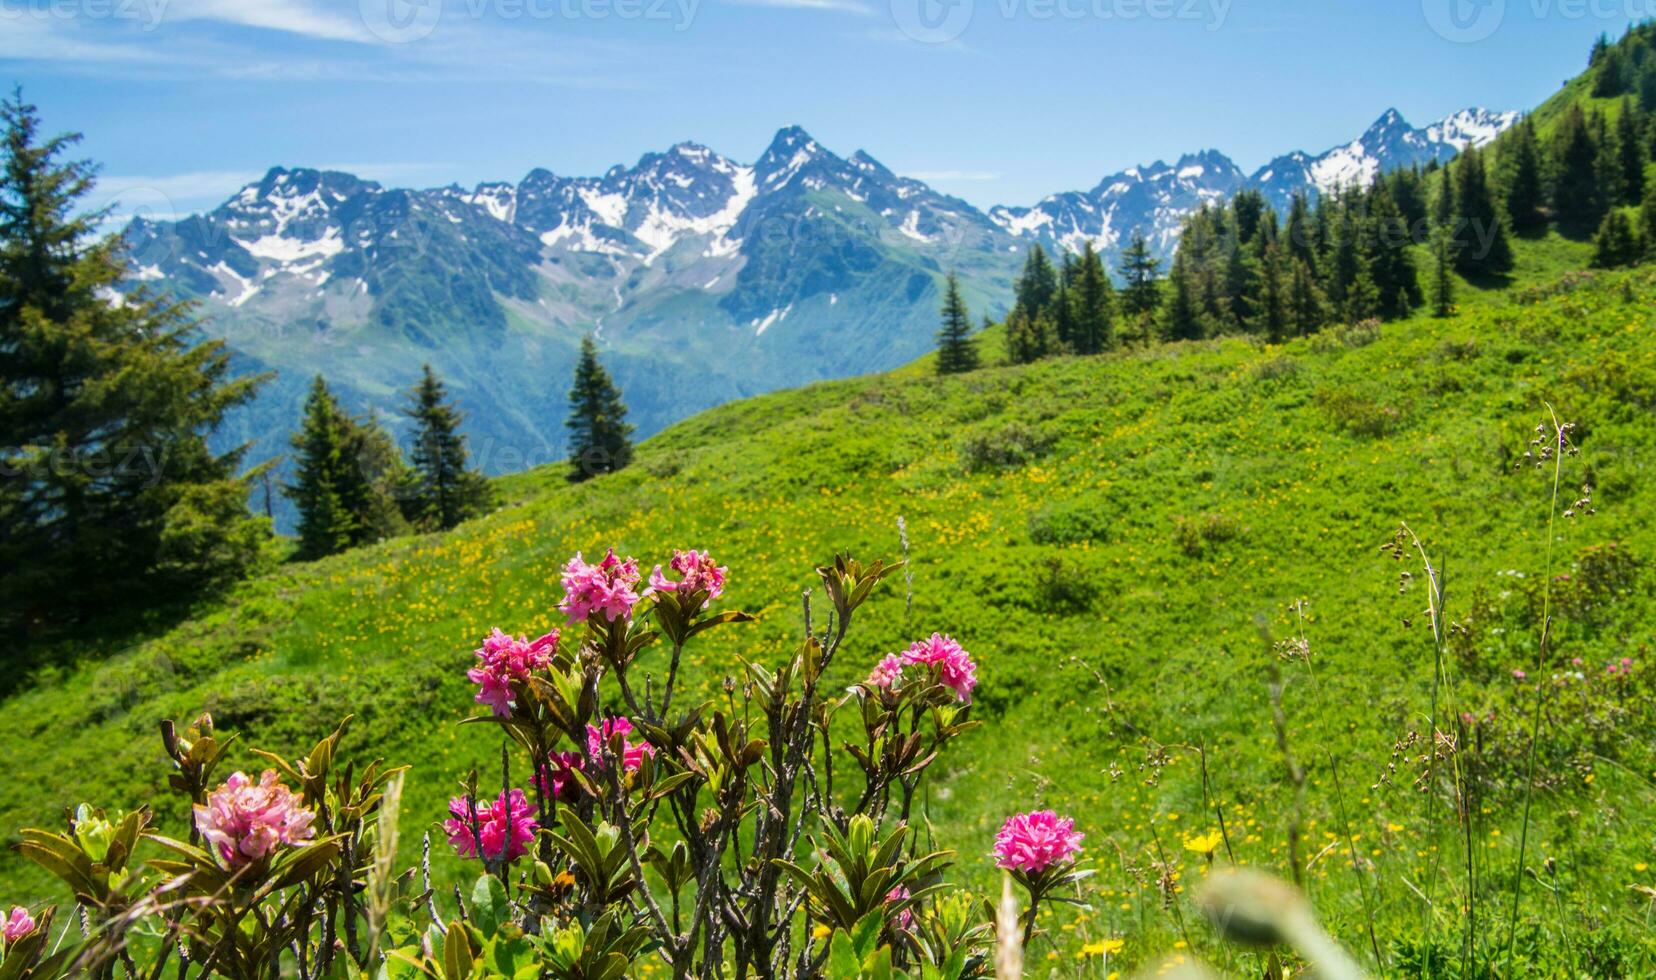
[470,873,509,937]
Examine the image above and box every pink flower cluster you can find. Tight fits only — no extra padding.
[650,549,727,604]
[193,771,317,868]
[468,628,559,717]
[902,633,978,703]
[3,906,35,943]
[1606,656,1635,676]
[445,788,538,863]
[884,886,913,930]
[993,810,1084,873]
[560,549,643,622]
[866,654,905,689]
[538,751,586,803]
[588,716,655,772]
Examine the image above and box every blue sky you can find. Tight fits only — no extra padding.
[3,0,1643,219]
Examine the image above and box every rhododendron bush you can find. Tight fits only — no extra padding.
[2,550,1096,979]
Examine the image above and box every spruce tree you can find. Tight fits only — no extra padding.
[284,376,409,558]
[1287,258,1328,336]
[1642,180,1656,257]
[566,336,634,482]
[1284,193,1319,275]
[1344,262,1381,323]
[1,93,265,632]
[1162,252,1203,342]
[1368,187,1422,317]
[406,365,492,530]
[1258,243,1291,343]
[1013,245,1057,319]
[1551,106,1604,228]
[1430,226,1455,318]
[934,272,979,374]
[1069,242,1115,354]
[1616,98,1646,205]
[1500,120,1546,233]
[1117,230,1162,317]
[1593,111,1625,211]
[1591,209,1640,267]
[1004,307,1052,365]
[1451,148,1514,277]
[286,376,356,560]
[1051,279,1074,351]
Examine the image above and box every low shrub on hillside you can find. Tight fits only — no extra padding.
[1172,512,1242,558]
[958,421,1056,472]
[1315,386,1403,438]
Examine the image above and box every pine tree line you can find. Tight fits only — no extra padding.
[284,366,493,560]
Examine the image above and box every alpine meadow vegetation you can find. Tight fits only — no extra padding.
[9,22,1656,980]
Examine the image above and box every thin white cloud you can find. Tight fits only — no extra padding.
[161,0,373,42]
[0,17,166,63]
[726,0,874,14]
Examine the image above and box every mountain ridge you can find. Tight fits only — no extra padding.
[119,104,1515,531]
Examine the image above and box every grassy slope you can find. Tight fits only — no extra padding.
[7,223,1656,971]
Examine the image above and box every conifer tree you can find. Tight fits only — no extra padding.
[566,336,634,482]
[1343,262,1381,323]
[1013,245,1057,319]
[1591,209,1640,267]
[1284,193,1319,275]
[1551,106,1604,227]
[1117,230,1162,317]
[934,272,979,374]
[1593,111,1625,210]
[1162,251,1204,342]
[1287,258,1327,336]
[1430,226,1456,318]
[1,93,265,630]
[1223,236,1261,332]
[286,376,356,560]
[1616,98,1646,205]
[1068,243,1114,354]
[1642,180,1656,256]
[1384,167,1429,229]
[1451,148,1514,276]
[1004,307,1053,364]
[406,365,492,530]
[1051,279,1074,351]
[1500,120,1546,232]
[1258,243,1291,343]
[1368,187,1422,317]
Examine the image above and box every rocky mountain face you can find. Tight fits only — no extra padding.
[123,108,1515,526]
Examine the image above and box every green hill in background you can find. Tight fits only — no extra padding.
[7,225,1655,970]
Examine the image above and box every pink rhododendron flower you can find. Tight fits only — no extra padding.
[3,906,35,943]
[867,654,904,689]
[884,886,913,930]
[560,550,643,622]
[587,716,655,772]
[901,633,978,703]
[467,628,559,717]
[536,751,586,803]
[445,789,538,862]
[193,771,317,868]
[649,549,728,605]
[993,810,1084,873]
